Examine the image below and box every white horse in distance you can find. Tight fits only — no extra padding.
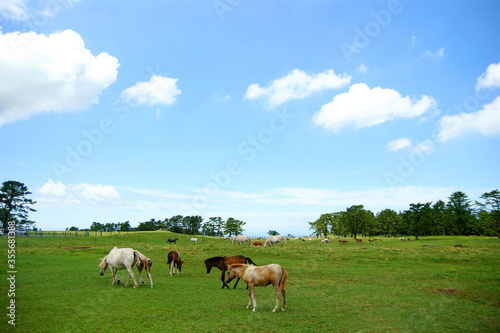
[233,235,251,248]
[264,235,287,248]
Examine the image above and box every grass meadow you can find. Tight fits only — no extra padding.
[0,233,499,332]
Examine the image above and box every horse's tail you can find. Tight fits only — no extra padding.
[278,267,287,294]
[245,257,256,266]
[133,250,141,267]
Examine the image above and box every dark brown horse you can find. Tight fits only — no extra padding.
[204,255,256,289]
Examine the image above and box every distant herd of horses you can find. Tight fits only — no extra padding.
[98,235,289,313]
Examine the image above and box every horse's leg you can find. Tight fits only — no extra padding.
[249,285,257,313]
[127,266,138,289]
[138,266,144,285]
[233,277,240,289]
[111,267,118,285]
[169,261,173,277]
[221,271,229,289]
[273,283,281,312]
[280,241,283,248]
[147,268,153,288]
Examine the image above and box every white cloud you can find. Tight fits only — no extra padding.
[476,61,500,90]
[0,29,119,126]
[422,48,444,59]
[38,179,67,197]
[437,95,500,142]
[0,0,29,20]
[313,83,437,132]
[121,75,181,106]
[245,68,351,108]
[387,138,412,151]
[71,183,120,202]
[37,181,119,206]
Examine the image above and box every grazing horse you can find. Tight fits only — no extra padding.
[188,237,198,244]
[226,263,287,313]
[233,235,251,248]
[167,251,183,277]
[204,255,256,289]
[99,247,139,289]
[339,240,348,243]
[400,237,405,241]
[264,235,286,248]
[355,239,362,243]
[167,238,178,244]
[134,251,153,288]
[322,239,329,243]
[253,241,262,246]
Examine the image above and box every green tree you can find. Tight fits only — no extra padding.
[341,205,372,239]
[136,219,160,231]
[403,202,432,240]
[377,209,400,237]
[183,215,203,235]
[224,217,246,236]
[476,189,500,238]
[309,213,333,238]
[0,180,37,230]
[90,222,104,231]
[431,200,448,236]
[268,230,279,236]
[447,191,474,235]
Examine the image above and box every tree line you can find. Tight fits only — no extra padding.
[79,216,247,237]
[309,190,500,239]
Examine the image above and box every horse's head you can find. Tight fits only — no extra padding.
[98,257,108,276]
[204,260,212,273]
[178,260,184,272]
[225,265,236,283]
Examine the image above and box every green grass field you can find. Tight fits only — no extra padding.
[1,233,499,332]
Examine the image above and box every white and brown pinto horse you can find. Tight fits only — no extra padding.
[264,235,286,248]
[226,263,287,313]
[134,250,153,288]
[232,235,251,248]
[99,247,139,288]
[167,251,183,277]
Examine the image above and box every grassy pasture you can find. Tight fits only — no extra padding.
[1,233,499,332]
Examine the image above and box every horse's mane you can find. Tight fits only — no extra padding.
[98,255,108,268]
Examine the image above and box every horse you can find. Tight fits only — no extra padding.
[204,255,256,289]
[188,237,198,244]
[264,235,286,248]
[134,250,153,288]
[400,237,405,241]
[355,239,362,243]
[167,238,178,244]
[99,247,139,288]
[167,251,183,277]
[322,239,329,243]
[233,235,251,248]
[339,240,348,243]
[226,263,287,313]
[253,241,262,246]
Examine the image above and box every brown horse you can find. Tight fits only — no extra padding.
[226,263,287,313]
[204,255,256,289]
[167,251,183,277]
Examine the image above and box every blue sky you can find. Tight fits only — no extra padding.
[1,0,499,236]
